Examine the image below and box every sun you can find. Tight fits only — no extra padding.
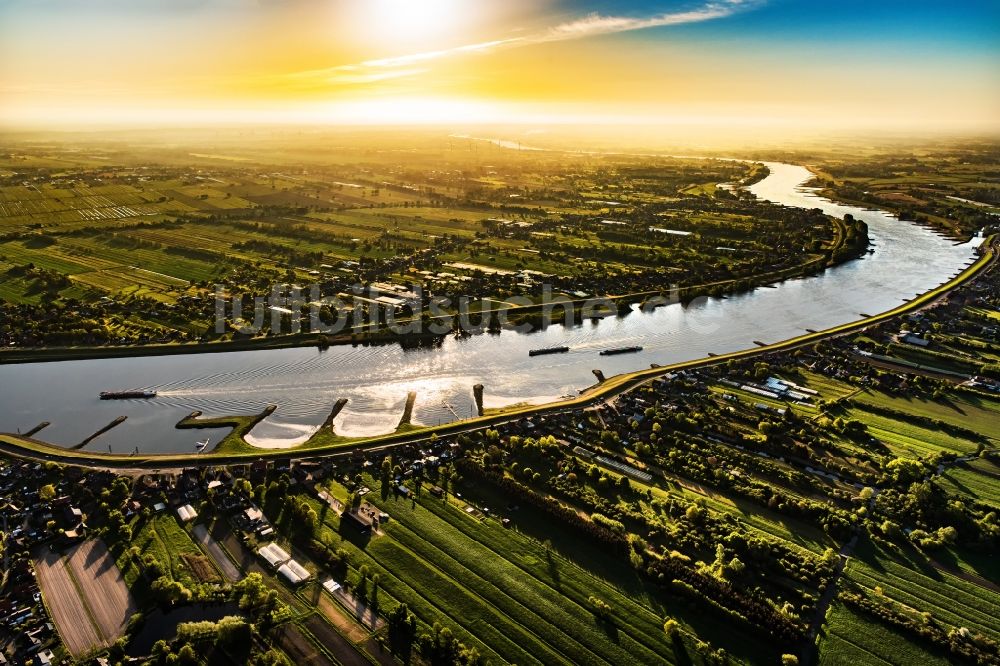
[364,0,465,46]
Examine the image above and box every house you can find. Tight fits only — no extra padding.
[176,505,198,522]
[901,333,930,347]
[341,509,373,534]
[62,506,82,525]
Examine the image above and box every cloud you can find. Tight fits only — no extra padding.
[541,4,743,41]
[287,1,758,89]
[360,39,525,69]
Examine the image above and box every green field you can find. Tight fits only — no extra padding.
[116,512,220,594]
[852,389,1000,444]
[819,602,953,666]
[288,478,780,666]
[844,538,1000,642]
[845,406,983,458]
[936,458,1000,506]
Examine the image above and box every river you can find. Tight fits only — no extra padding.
[0,162,980,453]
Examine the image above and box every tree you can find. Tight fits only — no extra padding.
[39,484,56,502]
[685,504,706,523]
[251,649,292,666]
[177,644,197,664]
[380,456,393,488]
[217,616,252,647]
[388,602,418,657]
[782,655,799,666]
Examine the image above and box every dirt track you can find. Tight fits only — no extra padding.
[193,523,242,582]
[34,540,137,657]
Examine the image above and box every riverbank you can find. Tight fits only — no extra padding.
[0,213,863,365]
[803,174,982,244]
[0,235,992,469]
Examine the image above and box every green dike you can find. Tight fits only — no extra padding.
[0,237,994,468]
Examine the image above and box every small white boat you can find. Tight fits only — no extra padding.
[195,438,210,451]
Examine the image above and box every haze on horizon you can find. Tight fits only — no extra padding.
[1,0,998,138]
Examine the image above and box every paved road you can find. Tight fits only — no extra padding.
[193,523,242,582]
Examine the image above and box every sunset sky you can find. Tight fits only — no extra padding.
[1,0,998,132]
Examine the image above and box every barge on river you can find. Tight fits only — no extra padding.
[599,346,643,356]
[99,390,157,400]
[529,346,571,357]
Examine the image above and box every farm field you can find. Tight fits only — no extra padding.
[34,539,138,657]
[819,602,953,666]
[117,513,222,593]
[844,537,1000,642]
[936,458,1000,507]
[304,477,784,666]
[1,134,853,351]
[192,523,242,582]
[843,406,982,458]
[850,389,1000,444]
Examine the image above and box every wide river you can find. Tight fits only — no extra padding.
[0,162,980,454]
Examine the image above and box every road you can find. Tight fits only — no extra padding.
[193,523,242,582]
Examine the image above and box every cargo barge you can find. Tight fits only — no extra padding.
[599,346,643,356]
[528,346,571,357]
[99,390,157,400]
